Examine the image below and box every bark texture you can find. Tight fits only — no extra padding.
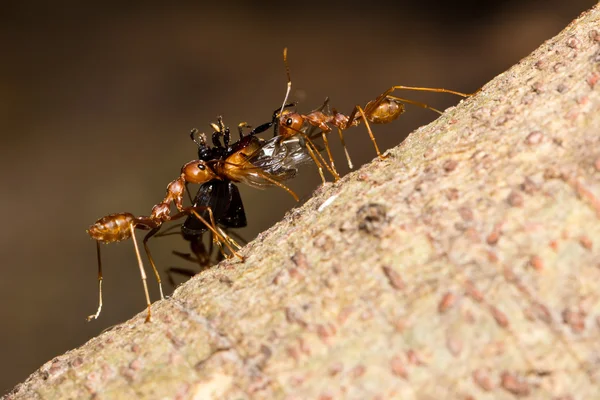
[6,5,600,400]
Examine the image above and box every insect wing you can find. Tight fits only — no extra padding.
[249,136,313,175]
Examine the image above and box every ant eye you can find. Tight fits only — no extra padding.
[197,164,205,170]
[286,118,293,125]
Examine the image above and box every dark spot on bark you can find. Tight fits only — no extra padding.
[443,159,458,172]
[382,266,404,290]
[507,191,524,207]
[567,36,580,49]
[501,371,530,396]
[525,131,544,145]
[357,203,388,236]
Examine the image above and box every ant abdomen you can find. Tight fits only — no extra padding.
[365,98,405,124]
[87,213,135,243]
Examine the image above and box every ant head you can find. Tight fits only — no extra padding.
[181,160,217,184]
[278,112,304,138]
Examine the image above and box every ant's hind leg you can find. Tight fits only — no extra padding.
[130,223,153,323]
[87,241,104,321]
[143,227,165,300]
[383,85,472,99]
[363,85,472,118]
[348,105,388,160]
[386,96,443,115]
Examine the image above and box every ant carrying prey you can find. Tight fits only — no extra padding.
[87,116,312,322]
[256,48,473,182]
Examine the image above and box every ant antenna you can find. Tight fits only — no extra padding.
[279,47,292,118]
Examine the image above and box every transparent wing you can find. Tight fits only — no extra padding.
[216,136,307,190]
[248,136,314,176]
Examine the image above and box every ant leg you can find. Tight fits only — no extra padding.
[203,207,243,256]
[87,241,104,321]
[215,241,228,259]
[336,127,354,169]
[248,169,301,201]
[364,85,471,116]
[293,129,339,182]
[189,209,244,260]
[304,141,327,183]
[319,131,340,180]
[143,226,165,300]
[210,231,228,259]
[225,229,247,248]
[302,133,339,180]
[129,222,153,323]
[348,105,388,160]
[386,96,443,115]
[382,85,472,99]
[218,226,242,250]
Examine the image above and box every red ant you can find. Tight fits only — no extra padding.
[264,48,473,181]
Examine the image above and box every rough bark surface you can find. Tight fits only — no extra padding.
[6,5,600,400]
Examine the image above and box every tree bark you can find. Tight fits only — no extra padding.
[6,5,600,400]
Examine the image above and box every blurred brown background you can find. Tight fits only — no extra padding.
[0,0,595,394]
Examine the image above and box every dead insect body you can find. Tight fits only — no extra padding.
[168,119,257,280]
[178,115,318,258]
[165,117,313,283]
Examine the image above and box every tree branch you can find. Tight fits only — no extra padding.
[6,4,600,399]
